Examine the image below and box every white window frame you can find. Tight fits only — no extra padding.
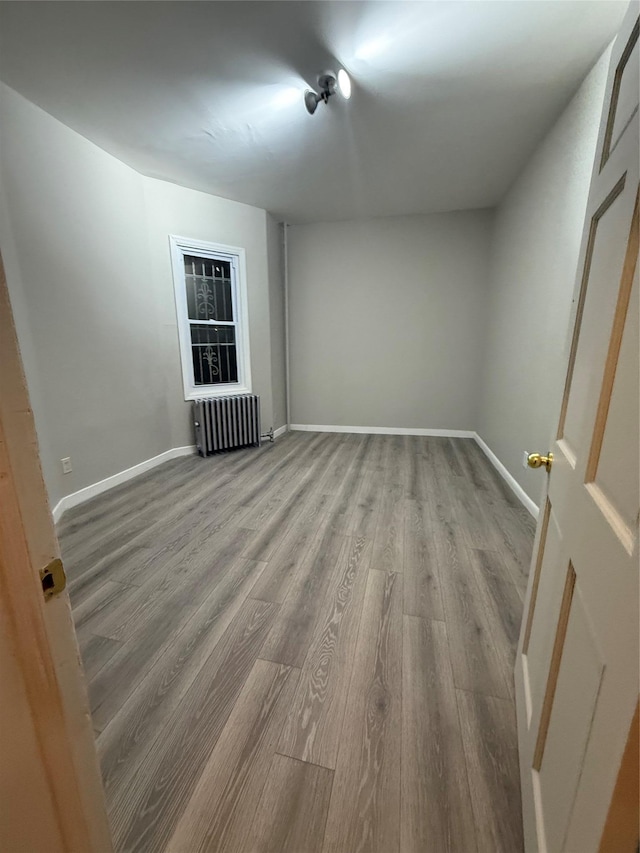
[170,235,252,401]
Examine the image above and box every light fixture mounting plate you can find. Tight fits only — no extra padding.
[318,70,337,96]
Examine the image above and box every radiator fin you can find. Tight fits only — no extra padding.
[193,395,261,456]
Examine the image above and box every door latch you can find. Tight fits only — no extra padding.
[40,558,67,601]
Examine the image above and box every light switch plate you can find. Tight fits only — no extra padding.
[61,457,72,474]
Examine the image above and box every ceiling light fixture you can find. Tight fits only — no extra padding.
[304,69,351,115]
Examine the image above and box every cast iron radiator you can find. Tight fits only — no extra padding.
[193,394,261,456]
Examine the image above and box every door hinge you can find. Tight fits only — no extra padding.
[40,558,66,601]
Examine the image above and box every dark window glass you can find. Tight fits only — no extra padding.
[190,324,238,385]
[184,254,233,322]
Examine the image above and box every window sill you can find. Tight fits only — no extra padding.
[185,385,252,402]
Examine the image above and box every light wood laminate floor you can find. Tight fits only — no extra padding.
[59,431,535,853]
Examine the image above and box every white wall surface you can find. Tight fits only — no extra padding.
[288,211,493,430]
[0,83,277,507]
[477,49,611,504]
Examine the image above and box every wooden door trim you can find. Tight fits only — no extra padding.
[522,498,551,656]
[0,416,91,851]
[556,174,627,441]
[532,563,576,771]
[599,18,640,171]
[585,188,639,484]
[598,702,640,853]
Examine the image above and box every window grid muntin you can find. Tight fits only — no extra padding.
[185,253,239,388]
[184,254,234,323]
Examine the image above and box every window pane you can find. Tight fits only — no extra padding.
[190,324,238,385]
[184,254,233,322]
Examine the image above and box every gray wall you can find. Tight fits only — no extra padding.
[0,82,171,507]
[288,211,493,430]
[477,49,610,504]
[267,215,287,430]
[0,83,279,508]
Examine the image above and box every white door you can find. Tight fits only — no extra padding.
[0,249,112,852]
[515,7,639,853]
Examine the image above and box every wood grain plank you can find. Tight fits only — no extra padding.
[244,753,333,853]
[321,570,402,853]
[402,616,477,853]
[89,523,252,642]
[107,598,278,853]
[323,435,372,536]
[71,580,135,637]
[457,438,523,507]
[66,490,241,605]
[238,433,329,508]
[370,484,404,573]
[456,688,524,853]
[348,466,383,538]
[439,436,463,476]
[260,524,348,667]
[63,455,248,581]
[403,498,445,621]
[248,513,325,605]
[97,559,267,797]
[487,502,535,591]
[316,433,360,496]
[87,535,254,731]
[166,659,298,853]
[243,478,331,562]
[383,433,410,491]
[450,474,501,551]
[435,519,511,699]
[448,437,490,492]
[467,549,523,667]
[278,535,370,768]
[405,436,428,501]
[77,632,122,682]
[348,438,387,537]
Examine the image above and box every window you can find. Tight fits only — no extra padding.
[170,236,251,400]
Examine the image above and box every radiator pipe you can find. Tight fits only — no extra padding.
[284,221,291,429]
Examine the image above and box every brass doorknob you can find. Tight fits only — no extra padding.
[527,452,553,472]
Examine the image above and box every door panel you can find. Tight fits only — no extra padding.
[523,507,565,720]
[587,234,639,541]
[516,7,640,852]
[558,176,631,452]
[600,19,639,168]
[538,585,604,852]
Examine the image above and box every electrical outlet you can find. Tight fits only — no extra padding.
[61,457,72,474]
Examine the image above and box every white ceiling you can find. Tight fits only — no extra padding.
[0,1,627,223]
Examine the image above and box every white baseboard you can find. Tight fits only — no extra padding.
[52,445,197,523]
[273,425,289,439]
[473,433,539,519]
[289,424,476,438]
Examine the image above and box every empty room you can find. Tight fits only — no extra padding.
[1,2,638,852]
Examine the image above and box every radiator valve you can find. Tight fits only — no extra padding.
[261,427,275,444]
